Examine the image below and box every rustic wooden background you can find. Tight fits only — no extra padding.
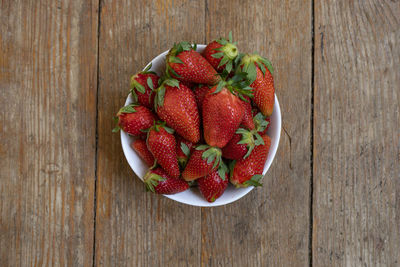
[1,0,399,266]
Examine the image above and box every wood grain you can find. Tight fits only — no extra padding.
[0,0,98,266]
[95,0,205,266]
[313,0,400,266]
[200,0,312,266]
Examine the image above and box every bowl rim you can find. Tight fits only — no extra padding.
[120,44,281,207]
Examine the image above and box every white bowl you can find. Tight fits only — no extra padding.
[121,45,281,207]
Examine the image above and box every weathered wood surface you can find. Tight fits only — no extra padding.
[313,0,400,266]
[1,0,399,266]
[95,0,205,266]
[200,0,312,266]
[0,0,98,266]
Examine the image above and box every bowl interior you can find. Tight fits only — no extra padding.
[121,45,281,207]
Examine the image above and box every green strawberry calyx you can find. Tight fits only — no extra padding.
[153,78,180,110]
[212,31,239,73]
[242,174,263,187]
[147,121,174,134]
[211,72,254,101]
[240,53,274,84]
[236,128,265,159]
[195,145,227,180]
[144,170,166,193]
[253,112,269,133]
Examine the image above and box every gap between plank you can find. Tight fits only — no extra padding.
[309,0,315,266]
[93,0,102,266]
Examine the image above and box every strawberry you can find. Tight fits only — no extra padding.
[154,79,200,143]
[176,135,194,168]
[253,111,270,135]
[113,104,155,136]
[182,145,224,181]
[202,76,253,147]
[240,54,275,116]
[198,170,229,202]
[131,139,155,167]
[144,167,189,194]
[130,64,159,109]
[202,32,238,73]
[193,84,210,116]
[230,135,271,187]
[240,96,255,130]
[146,123,180,179]
[221,128,264,160]
[166,42,220,85]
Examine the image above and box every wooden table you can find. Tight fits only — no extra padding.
[1,0,399,266]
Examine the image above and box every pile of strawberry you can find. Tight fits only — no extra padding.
[114,33,275,202]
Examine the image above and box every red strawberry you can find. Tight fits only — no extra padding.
[202,85,246,148]
[176,135,194,168]
[144,167,189,194]
[230,135,271,187]
[130,65,159,109]
[146,123,180,179]
[166,42,220,85]
[131,139,155,167]
[202,32,238,73]
[252,111,270,135]
[182,145,223,181]
[240,96,255,130]
[113,104,155,136]
[198,170,229,202]
[240,54,275,116]
[154,79,200,143]
[193,84,210,116]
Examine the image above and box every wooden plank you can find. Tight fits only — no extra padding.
[0,0,98,266]
[201,0,312,266]
[313,1,400,266]
[95,1,205,266]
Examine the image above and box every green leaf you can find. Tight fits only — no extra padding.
[196,144,209,151]
[243,179,263,187]
[212,81,225,94]
[211,52,224,59]
[260,57,274,74]
[246,62,257,84]
[228,31,233,43]
[147,77,154,90]
[167,65,181,78]
[180,142,190,157]
[207,153,216,164]
[225,61,233,73]
[217,162,228,180]
[134,83,146,94]
[218,56,229,68]
[257,62,266,76]
[202,148,214,159]
[163,125,175,134]
[112,125,120,133]
[218,38,228,45]
[169,56,183,64]
[165,79,180,88]
[244,145,254,159]
[130,90,138,103]
[193,43,197,51]
[158,86,166,107]
[254,133,265,146]
[119,104,136,114]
